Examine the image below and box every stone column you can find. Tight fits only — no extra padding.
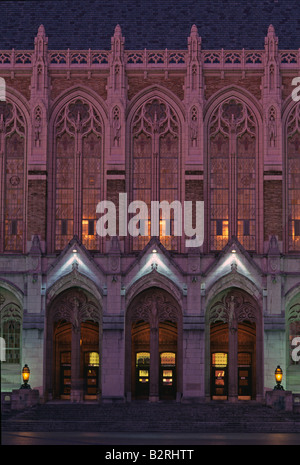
[149,298,159,402]
[71,324,82,402]
[70,298,82,402]
[149,326,159,402]
[228,296,238,402]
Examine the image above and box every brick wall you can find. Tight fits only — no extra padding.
[264,180,283,241]
[128,75,185,101]
[27,179,47,241]
[106,178,126,238]
[204,75,261,101]
[185,179,204,230]
[5,76,31,101]
[50,76,108,101]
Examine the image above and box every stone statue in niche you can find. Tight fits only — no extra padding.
[34,107,42,147]
[112,107,121,147]
[190,106,198,147]
[268,107,277,147]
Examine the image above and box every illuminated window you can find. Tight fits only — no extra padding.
[132,98,179,251]
[0,304,22,364]
[82,132,101,250]
[288,303,300,365]
[212,352,228,367]
[160,352,176,366]
[287,103,300,251]
[87,352,99,367]
[209,98,257,251]
[136,352,150,366]
[54,99,102,251]
[0,102,25,252]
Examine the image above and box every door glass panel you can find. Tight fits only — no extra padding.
[211,352,228,398]
[238,352,252,398]
[60,351,71,396]
[135,352,150,398]
[212,352,227,367]
[84,351,99,395]
[160,352,176,398]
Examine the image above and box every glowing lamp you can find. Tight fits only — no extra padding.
[274,365,284,390]
[21,364,31,389]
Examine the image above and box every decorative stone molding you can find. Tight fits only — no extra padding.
[0,303,22,322]
[208,289,259,326]
[51,288,100,327]
[46,265,103,306]
[128,288,181,326]
[125,268,183,308]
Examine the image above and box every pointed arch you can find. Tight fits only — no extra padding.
[126,86,185,253]
[205,286,263,401]
[47,88,108,253]
[282,99,300,252]
[0,89,30,253]
[125,269,183,309]
[203,86,263,254]
[125,285,183,401]
[45,276,103,401]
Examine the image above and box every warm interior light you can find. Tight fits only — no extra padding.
[152,249,157,253]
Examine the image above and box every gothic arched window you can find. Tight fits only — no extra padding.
[131,97,180,251]
[0,302,22,364]
[286,103,300,251]
[208,98,257,251]
[54,98,102,251]
[0,100,26,252]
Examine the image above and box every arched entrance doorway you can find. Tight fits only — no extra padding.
[125,287,182,401]
[207,288,263,401]
[46,287,102,401]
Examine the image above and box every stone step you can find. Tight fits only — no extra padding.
[2,401,300,433]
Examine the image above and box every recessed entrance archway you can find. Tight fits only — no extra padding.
[125,287,182,401]
[206,288,263,401]
[46,287,102,401]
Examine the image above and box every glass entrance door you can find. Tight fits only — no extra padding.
[135,352,150,398]
[60,351,71,397]
[84,351,99,397]
[238,352,252,399]
[211,352,228,399]
[159,352,176,399]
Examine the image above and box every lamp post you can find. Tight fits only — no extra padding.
[20,364,31,389]
[274,365,284,390]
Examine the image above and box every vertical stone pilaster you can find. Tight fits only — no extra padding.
[107,25,127,165]
[149,326,159,401]
[185,25,204,164]
[71,324,82,402]
[228,296,238,401]
[30,25,49,166]
[262,25,282,165]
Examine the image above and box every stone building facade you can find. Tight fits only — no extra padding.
[0,24,299,402]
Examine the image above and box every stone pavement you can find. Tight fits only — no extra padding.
[2,431,300,445]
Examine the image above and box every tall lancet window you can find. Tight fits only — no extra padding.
[0,101,25,252]
[131,98,180,251]
[287,103,300,251]
[209,98,257,251]
[54,99,102,251]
